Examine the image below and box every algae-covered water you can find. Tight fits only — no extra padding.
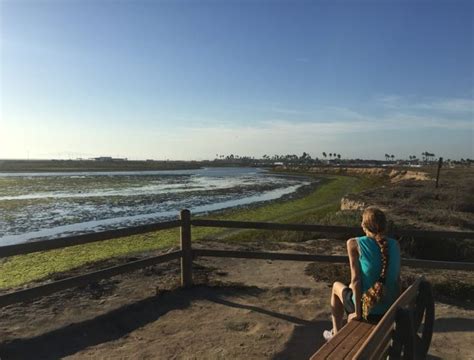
[0,167,313,245]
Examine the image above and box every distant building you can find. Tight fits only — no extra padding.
[92,157,127,162]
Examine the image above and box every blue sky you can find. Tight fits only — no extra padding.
[1,0,473,160]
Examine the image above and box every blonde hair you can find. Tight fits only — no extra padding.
[361,207,389,319]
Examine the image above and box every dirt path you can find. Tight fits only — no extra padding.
[1,241,473,359]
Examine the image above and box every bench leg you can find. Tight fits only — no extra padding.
[413,281,435,359]
[389,308,416,360]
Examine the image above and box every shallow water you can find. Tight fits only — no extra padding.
[0,167,314,245]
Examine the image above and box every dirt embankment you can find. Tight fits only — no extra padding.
[340,195,367,211]
[277,166,431,183]
[340,168,474,264]
[340,168,474,231]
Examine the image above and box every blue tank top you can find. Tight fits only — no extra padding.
[354,236,401,315]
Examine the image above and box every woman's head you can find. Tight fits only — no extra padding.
[361,207,386,237]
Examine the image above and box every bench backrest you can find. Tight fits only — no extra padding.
[354,277,423,359]
[310,277,426,360]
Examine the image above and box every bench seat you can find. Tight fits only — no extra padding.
[309,277,434,360]
[310,320,376,359]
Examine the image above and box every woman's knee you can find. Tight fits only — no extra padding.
[332,283,348,303]
[332,281,345,293]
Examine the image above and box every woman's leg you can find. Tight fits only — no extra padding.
[331,281,349,333]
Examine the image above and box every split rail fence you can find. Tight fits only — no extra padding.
[1,209,473,308]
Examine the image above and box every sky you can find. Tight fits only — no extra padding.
[1,0,473,161]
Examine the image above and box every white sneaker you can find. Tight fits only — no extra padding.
[323,329,334,341]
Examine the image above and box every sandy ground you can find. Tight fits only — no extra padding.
[1,241,473,360]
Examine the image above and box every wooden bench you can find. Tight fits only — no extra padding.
[310,277,434,359]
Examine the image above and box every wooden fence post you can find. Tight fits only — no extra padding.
[435,157,443,188]
[180,209,193,287]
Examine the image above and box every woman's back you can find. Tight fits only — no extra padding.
[357,236,401,315]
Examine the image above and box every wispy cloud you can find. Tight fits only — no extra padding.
[152,112,471,159]
[376,94,474,113]
[374,95,404,108]
[270,107,308,115]
[265,102,472,132]
[415,98,474,113]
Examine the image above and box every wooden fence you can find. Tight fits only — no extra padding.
[1,209,473,308]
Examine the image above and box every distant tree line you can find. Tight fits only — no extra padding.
[211,150,473,167]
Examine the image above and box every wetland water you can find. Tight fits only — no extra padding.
[0,167,314,246]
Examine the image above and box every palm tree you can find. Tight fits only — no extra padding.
[337,154,341,160]
[322,152,327,158]
[422,152,435,162]
[391,155,395,161]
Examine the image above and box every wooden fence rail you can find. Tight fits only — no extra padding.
[0,220,182,258]
[2,217,473,260]
[191,219,474,240]
[1,209,473,308]
[192,249,474,271]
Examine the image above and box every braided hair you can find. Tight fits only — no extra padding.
[360,207,389,320]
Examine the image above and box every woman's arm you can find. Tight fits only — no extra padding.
[347,238,362,320]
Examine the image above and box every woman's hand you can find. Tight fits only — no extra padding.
[348,313,361,322]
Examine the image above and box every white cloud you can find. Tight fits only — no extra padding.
[155,114,471,159]
[270,107,308,115]
[376,94,474,113]
[415,98,474,113]
[375,95,404,108]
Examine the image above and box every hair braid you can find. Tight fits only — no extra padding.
[360,208,390,320]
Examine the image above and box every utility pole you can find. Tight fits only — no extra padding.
[435,157,443,188]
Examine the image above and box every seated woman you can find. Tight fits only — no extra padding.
[323,207,401,341]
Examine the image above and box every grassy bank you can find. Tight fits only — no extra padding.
[0,174,381,290]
